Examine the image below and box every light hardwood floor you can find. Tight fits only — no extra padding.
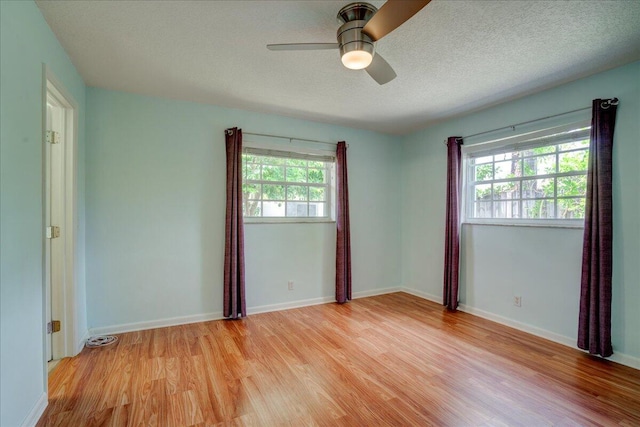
[38,293,640,426]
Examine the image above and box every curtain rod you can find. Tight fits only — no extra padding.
[442,103,605,145]
[243,131,342,147]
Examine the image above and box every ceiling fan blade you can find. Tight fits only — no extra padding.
[366,54,396,85]
[362,0,431,41]
[267,43,339,51]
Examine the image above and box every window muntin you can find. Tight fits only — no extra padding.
[242,148,334,221]
[465,127,590,224]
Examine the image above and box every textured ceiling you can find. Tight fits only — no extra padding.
[36,0,640,135]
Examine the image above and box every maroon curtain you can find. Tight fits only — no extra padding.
[443,137,463,311]
[577,98,618,357]
[224,127,246,319]
[335,141,351,304]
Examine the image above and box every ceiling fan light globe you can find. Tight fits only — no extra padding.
[341,50,373,70]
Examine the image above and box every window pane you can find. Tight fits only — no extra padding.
[465,127,590,223]
[286,158,306,167]
[263,184,284,200]
[241,150,334,219]
[286,167,307,183]
[309,186,325,201]
[243,154,260,163]
[262,165,284,181]
[474,184,492,201]
[262,156,285,165]
[493,181,519,200]
[557,175,586,197]
[558,197,586,219]
[474,201,492,218]
[474,155,493,165]
[522,145,556,156]
[523,154,556,176]
[286,202,307,217]
[522,178,554,199]
[522,200,555,218]
[308,168,326,183]
[474,163,493,181]
[494,152,515,162]
[244,163,260,180]
[243,200,261,217]
[559,139,588,151]
[309,202,326,217]
[243,183,260,198]
[263,201,285,216]
[494,201,519,218]
[495,159,522,179]
[558,150,588,173]
[287,185,307,201]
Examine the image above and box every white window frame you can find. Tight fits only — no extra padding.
[242,141,336,224]
[462,120,591,228]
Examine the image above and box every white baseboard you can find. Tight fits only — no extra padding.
[89,311,224,336]
[88,287,404,336]
[249,296,335,315]
[607,351,640,370]
[353,286,402,299]
[457,303,576,347]
[21,392,47,427]
[456,303,640,370]
[399,288,640,370]
[85,286,639,371]
[249,286,403,316]
[399,287,442,304]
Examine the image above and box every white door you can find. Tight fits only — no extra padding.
[43,70,78,367]
[45,94,64,361]
[45,102,53,362]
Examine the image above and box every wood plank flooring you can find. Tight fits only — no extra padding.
[38,293,640,426]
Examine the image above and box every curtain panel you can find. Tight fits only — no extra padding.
[335,141,352,304]
[224,127,246,319]
[577,98,618,357]
[443,137,463,311]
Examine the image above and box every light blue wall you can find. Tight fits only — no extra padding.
[0,1,87,426]
[401,61,640,363]
[85,88,401,329]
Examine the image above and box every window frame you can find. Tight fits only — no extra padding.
[241,144,336,224]
[462,120,591,228]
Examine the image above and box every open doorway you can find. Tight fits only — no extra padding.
[43,68,78,373]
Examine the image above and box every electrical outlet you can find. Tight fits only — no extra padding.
[288,281,294,290]
[514,296,522,307]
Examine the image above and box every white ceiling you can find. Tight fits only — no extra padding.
[36,0,640,135]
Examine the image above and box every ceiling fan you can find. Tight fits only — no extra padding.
[267,0,431,85]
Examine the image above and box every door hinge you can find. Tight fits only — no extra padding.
[46,226,61,239]
[46,130,60,144]
[47,320,61,334]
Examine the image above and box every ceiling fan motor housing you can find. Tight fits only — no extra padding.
[337,2,377,24]
[336,3,378,68]
[337,20,375,62]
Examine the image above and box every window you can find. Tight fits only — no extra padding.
[242,147,335,221]
[464,123,590,225]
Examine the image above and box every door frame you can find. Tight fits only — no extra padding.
[42,65,79,369]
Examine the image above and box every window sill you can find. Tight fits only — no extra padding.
[462,219,584,229]
[244,218,336,225]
